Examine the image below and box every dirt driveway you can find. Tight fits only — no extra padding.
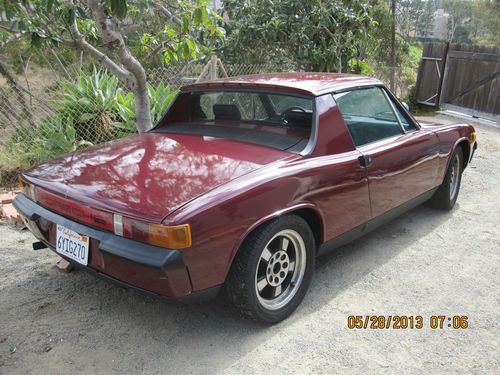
[1,114,499,374]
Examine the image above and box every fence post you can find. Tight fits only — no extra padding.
[435,42,450,111]
[210,55,218,80]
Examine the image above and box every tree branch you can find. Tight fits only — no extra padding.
[0,25,15,33]
[68,8,132,84]
[0,61,36,129]
[152,1,182,26]
[86,0,152,132]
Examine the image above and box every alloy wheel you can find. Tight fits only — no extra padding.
[254,229,307,310]
[449,154,460,200]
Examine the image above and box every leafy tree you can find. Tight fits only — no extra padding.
[416,0,436,38]
[0,0,223,133]
[469,0,500,47]
[222,0,372,72]
[441,0,499,46]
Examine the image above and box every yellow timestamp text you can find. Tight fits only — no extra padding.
[347,315,468,329]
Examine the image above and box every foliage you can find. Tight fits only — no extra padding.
[0,0,224,132]
[396,0,436,38]
[348,59,375,76]
[115,82,178,133]
[0,0,223,64]
[0,115,89,181]
[362,0,393,66]
[0,66,178,185]
[221,0,372,72]
[51,67,178,140]
[363,3,422,66]
[29,116,94,160]
[442,0,500,46]
[53,67,121,143]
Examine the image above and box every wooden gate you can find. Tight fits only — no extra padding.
[415,43,500,121]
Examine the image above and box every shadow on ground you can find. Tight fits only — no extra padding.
[1,202,454,374]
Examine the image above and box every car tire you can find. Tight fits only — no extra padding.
[429,147,463,210]
[225,215,316,324]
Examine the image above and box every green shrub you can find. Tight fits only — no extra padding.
[348,59,375,76]
[29,115,94,161]
[53,67,122,143]
[115,82,178,134]
[0,66,178,186]
[0,116,93,182]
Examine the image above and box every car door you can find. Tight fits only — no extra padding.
[333,86,440,218]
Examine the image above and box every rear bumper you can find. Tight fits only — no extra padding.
[13,194,220,302]
[14,194,182,269]
[469,141,477,164]
[60,257,221,304]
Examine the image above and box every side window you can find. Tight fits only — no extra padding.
[333,87,404,146]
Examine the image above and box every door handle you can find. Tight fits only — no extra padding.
[358,154,373,167]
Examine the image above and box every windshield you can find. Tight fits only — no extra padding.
[156,90,315,153]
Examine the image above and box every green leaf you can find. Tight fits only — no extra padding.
[79,113,97,122]
[46,0,54,12]
[194,7,203,24]
[111,0,128,20]
[164,49,175,64]
[181,15,190,33]
[66,125,76,141]
[181,41,191,59]
[30,33,42,48]
[17,20,26,32]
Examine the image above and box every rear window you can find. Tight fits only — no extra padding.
[156,90,315,153]
[193,91,312,124]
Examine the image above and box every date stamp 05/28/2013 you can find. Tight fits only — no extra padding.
[347,315,469,330]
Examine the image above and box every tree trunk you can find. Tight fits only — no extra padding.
[70,1,152,133]
[0,61,36,129]
[133,81,151,133]
[390,0,397,92]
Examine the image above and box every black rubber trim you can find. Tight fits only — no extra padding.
[13,194,183,270]
[50,248,221,304]
[470,141,477,163]
[318,187,438,256]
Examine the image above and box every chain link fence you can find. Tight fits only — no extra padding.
[0,57,409,187]
[0,58,292,186]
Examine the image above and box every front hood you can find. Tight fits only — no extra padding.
[25,133,296,222]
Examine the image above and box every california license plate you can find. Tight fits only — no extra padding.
[56,224,89,266]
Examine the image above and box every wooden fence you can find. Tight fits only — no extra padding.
[415,42,500,121]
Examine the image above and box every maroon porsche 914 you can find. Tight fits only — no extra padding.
[14,73,477,323]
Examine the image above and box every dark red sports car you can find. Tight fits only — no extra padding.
[14,73,477,323]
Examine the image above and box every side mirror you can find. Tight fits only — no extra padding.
[402,102,410,111]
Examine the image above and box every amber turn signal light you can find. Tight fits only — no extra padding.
[469,132,476,143]
[119,216,192,249]
[148,223,192,249]
[469,125,476,143]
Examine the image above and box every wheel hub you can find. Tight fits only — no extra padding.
[266,250,290,286]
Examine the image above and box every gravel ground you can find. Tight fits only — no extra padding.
[0,114,499,375]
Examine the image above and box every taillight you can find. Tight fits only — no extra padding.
[116,215,192,249]
[36,188,114,231]
[19,177,36,201]
[19,178,192,250]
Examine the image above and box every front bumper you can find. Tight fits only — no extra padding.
[13,194,220,302]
